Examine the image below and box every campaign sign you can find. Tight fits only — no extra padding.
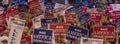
[90,12,101,21]
[12,0,19,6]
[110,4,120,11]
[93,26,115,41]
[49,23,68,38]
[44,2,55,15]
[80,37,103,44]
[33,29,53,44]
[27,0,40,10]
[78,13,90,25]
[66,25,89,41]
[65,14,74,24]
[18,4,29,13]
[32,15,44,29]
[67,6,82,14]
[112,12,120,23]
[115,18,120,28]
[41,18,58,28]
[8,17,26,44]
[19,0,28,4]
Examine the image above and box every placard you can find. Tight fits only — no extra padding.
[93,26,115,41]
[80,37,103,44]
[78,13,90,25]
[65,14,74,24]
[110,4,120,11]
[90,12,101,21]
[8,17,26,44]
[12,0,19,6]
[32,15,44,29]
[44,2,55,15]
[27,0,40,10]
[112,12,120,23]
[66,25,89,41]
[19,0,28,4]
[115,18,120,28]
[49,23,68,38]
[41,18,58,28]
[18,4,29,13]
[33,29,53,44]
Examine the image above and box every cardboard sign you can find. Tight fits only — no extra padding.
[66,25,89,41]
[27,0,40,10]
[18,4,29,13]
[41,18,58,28]
[93,26,115,41]
[49,23,68,38]
[65,14,74,24]
[112,12,120,23]
[33,29,53,44]
[80,37,103,44]
[78,13,90,25]
[110,4,120,11]
[32,15,44,29]
[8,17,26,44]
[115,18,120,28]
[90,12,101,21]
[44,2,55,15]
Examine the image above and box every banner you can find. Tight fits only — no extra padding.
[49,23,68,38]
[8,17,26,44]
[93,26,115,41]
[32,15,44,29]
[90,12,101,21]
[80,37,103,44]
[33,29,53,44]
[66,25,89,41]
[41,18,58,28]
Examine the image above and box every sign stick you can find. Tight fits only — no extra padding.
[116,29,119,44]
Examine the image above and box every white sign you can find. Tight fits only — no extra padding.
[8,17,25,44]
[110,4,120,11]
[32,15,44,29]
[80,37,103,44]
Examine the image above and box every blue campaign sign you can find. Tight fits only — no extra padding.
[33,29,53,44]
[19,0,28,4]
[41,18,58,28]
[115,18,120,28]
[44,2,55,15]
[12,0,19,6]
[66,25,89,41]
[78,13,90,25]
[67,6,82,14]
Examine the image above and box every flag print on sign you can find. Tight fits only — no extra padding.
[49,23,68,39]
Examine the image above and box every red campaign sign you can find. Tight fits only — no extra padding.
[93,26,115,41]
[27,0,40,10]
[90,12,101,21]
[112,12,120,23]
[65,14,74,24]
[21,34,31,44]
[49,23,68,39]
